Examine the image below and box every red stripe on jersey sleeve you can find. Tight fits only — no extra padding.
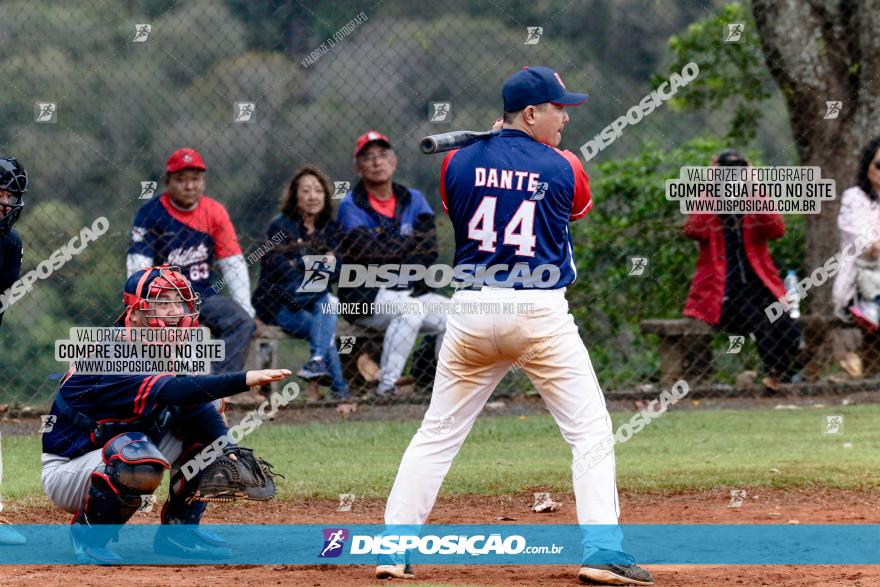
[134,374,169,416]
[132,375,154,416]
[159,194,243,259]
[439,149,460,215]
[553,148,592,220]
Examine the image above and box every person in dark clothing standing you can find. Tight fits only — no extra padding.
[0,157,28,329]
[683,150,802,390]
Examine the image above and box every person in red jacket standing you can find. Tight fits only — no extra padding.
[682,150,802,391]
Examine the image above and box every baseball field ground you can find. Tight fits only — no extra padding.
[3,397,879,585]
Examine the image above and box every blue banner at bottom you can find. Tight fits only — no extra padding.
[0,524,877,565]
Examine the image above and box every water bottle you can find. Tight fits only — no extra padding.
[784,270,801,319]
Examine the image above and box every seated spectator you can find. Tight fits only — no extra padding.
[126,148,257,393]
[682,150,801,391]
[337,131,450,398]
[252,165,355,414]
[833,137,880,331]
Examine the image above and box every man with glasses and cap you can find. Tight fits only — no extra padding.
[336,131,451,398]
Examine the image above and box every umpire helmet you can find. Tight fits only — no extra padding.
[116,265,201,328]
[0,157,28,236]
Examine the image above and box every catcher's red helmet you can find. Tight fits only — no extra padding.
[116,265,201,328]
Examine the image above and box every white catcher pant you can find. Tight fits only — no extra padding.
[42,432,184,514]
[384,287,620,539]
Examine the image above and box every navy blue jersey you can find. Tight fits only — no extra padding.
[0,228,23,325]
[440,129,591,289]
[127,193,242,297]
[42,372,174,458]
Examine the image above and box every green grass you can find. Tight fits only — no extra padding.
[3,405,878,503]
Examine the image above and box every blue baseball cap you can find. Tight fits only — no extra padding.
[502,66,588,112]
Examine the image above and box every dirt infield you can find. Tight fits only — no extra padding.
[4,487,879,586]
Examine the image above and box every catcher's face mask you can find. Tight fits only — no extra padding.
[118,265,201,328]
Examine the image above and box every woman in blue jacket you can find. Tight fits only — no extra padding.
[253,166,353,412]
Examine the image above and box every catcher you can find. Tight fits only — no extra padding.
[41,265,289,564]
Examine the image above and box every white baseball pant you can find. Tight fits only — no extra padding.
[384,286,622,549]
[41,432,184,514]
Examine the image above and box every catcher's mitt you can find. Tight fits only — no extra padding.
[190,447,281,503]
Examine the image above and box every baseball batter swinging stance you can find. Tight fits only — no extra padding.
[377,67,653,585]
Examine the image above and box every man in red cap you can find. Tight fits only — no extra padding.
[336,131,451,397]
[126,148,257,390]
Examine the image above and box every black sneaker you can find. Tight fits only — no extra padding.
[578,549,654,585]
[298,357,332,386]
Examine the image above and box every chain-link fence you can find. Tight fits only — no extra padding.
[2,0,873,410]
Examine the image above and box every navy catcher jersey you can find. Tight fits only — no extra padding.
[440,129,591,289]
[42,372,174,458]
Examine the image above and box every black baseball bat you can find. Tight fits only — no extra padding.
[419,130,501,154]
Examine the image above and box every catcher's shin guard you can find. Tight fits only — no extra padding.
[161,442,208,525]
[73,433,168,557]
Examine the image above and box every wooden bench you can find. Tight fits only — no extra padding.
[639,319,714,388]
[640,315,877,387]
